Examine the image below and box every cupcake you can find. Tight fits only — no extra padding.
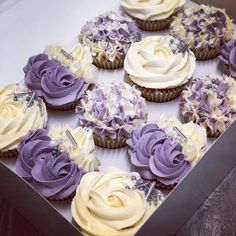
[79,11,141,69]
[48,124,100,172]
[219,39,236,78]
[24,53,89,111]
[124,36,196,102]
[76,82,147,149]
[156,116,207,165]
[170,5,234,60]
[0,84,47,158]
[121,0,185,31]
[180,75,236,137]
[16,126,100,200]
[71,167,164,236]
[44,43,98,84]
[127,124,192,189]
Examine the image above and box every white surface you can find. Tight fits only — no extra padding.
[0,0,235,230]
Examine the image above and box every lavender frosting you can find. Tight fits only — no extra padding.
[180,75,236,136]
[170,5,234,51]
[16,129,84,200]
[76,82,147,140]
[79,12,141,61]
[219,39,236,78]
[127,124,191,186]
[24,54,88,107]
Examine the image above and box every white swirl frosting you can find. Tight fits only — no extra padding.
[121,0,185,21]
[0,84,47,152]
[71,167,161,236]
[156,116,207,165]
[44,44,98,84]
[48,124,100,172]
[124,36,196,89]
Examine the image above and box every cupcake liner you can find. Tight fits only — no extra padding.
[93,56,124,69]
[0,149,18,158]
[206,128,221,138]
[132,15,173,31]
[127,75,188,102]
[47,192,75,202]
[155,181,176,190]
[93,135,127,149]
[192,47,220,61]
[221,62,236,79]
[45,100,79,111]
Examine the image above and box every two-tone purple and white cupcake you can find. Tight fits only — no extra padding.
[127,123,192,189]
[16,125,100,201]
[79,11,141,69]
[76,82,147,149]
[180,75,236,137]
[24,53,89,111]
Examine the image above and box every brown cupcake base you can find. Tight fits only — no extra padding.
[155,181,176,190]
[126,75,187,102]
[0,149,18,158]
[93,57,124,69]
[221,62,236,79]
[47,192,75,202]
[132,14,174,31]
[45,100,79,111]
[93,135,127,149]
[192,47,220,61]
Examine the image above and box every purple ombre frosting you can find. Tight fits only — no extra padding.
[24,53,88,107]
[170,6,233,51]
[76,82,147,140]
[79,12,141,60]
[180,75,236,135]
[16,129,84,200]
[127,124,191,186]
[219,39,236,78]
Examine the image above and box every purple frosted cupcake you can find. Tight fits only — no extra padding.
[180,75,236,137]
[16,129,84,201]
[79,11,141,69]
[76,82,147,149]
[219,39,236,78]
[24,53,89,111]
[127,124,191,189]
[170,5,234,60]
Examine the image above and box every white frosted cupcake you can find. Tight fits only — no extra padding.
[48,124,100,172]
[124,36,196,102]
[71,167,164,236]
[0,84,47,158]
[156,116,207,165]
[121,0,185,31]
[44,43,98,84]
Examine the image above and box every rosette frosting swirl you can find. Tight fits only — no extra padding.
[76,82,147,139]
[124,36,196,89]
[127,124,191,186]
[219,39,236,78]
[79,11,141,62]
[170,5,234,51]
[0,84,47,153]
[44,44,98,84]
[156,116,207,165]
[16,128,84,200]
[71,167,161,236]
[48,124,100,172]
[180,75,236,137]
[121,0,185,21]
[24,53,88,108]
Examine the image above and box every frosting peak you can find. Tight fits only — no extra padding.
[124,36,196,89]
[0,84,47,152]
[121,0,185,21]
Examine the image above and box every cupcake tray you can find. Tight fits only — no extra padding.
[0,0,236,235]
